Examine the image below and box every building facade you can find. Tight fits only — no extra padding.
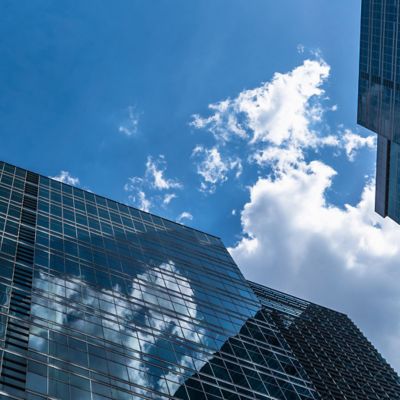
[358,0,400,222]
[0,160,398,400]
[250,282,400,400]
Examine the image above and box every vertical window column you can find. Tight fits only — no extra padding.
[0,171,39,395]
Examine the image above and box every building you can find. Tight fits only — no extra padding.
[0,160,398,400]
[358,0,400,222]
[250,282,400,400]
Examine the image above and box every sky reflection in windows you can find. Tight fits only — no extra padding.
[0,161,317,400]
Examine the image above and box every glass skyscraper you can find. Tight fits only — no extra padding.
[358,0,400,222]
[0,160,398,400]
[250,282,400,400]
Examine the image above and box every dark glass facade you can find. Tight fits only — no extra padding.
[357,0,400,222]
[0,160,398,400]
[250,282,400,400]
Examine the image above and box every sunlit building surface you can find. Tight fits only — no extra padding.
[358,0,400,222]
[0,160,398,400]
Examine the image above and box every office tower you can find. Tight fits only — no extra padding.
[0,160,398,400]
[0,161,316,400]
[358,0,400,222]
[250,282,400,400]
[173,309,319,400]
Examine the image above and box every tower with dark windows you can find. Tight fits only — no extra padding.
[358,0,400,222]
[0,160,398,400]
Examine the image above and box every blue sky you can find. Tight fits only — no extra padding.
[1,1,371,238]
[2,1,400,371]
[0,0,368,238]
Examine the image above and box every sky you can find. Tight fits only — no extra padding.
[1,1,399,372]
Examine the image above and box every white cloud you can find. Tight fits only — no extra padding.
[123,176,142,192]
[124,155,182,212]
[190,59,347,191]
[176,211,193,223]
[192,145,242,193]
[192,58,398,371]
[191,59,331,149]
[341,129,376,161]
[191,100,248,143]
[163,193,177,205]
[124,176,151,212]
[51,171,80,186]
[297,43,305,54]
[145,155,183,190]
[229,161,400,372]
[128,190,151,212]
[119,105,139,137]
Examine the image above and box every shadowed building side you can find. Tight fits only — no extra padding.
[250,282,400,400]
[173,308,319,400]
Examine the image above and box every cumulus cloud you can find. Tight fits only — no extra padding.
[192,59,400,368]
[192,145,242,193]
[176,211,193,223]
[51,171,80,186]
[229,164,400,372]
[191,59,331,148]
[191,59,343,189]
[119,105,140,137]
[191,59,372,178]
[193,57,398,371]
